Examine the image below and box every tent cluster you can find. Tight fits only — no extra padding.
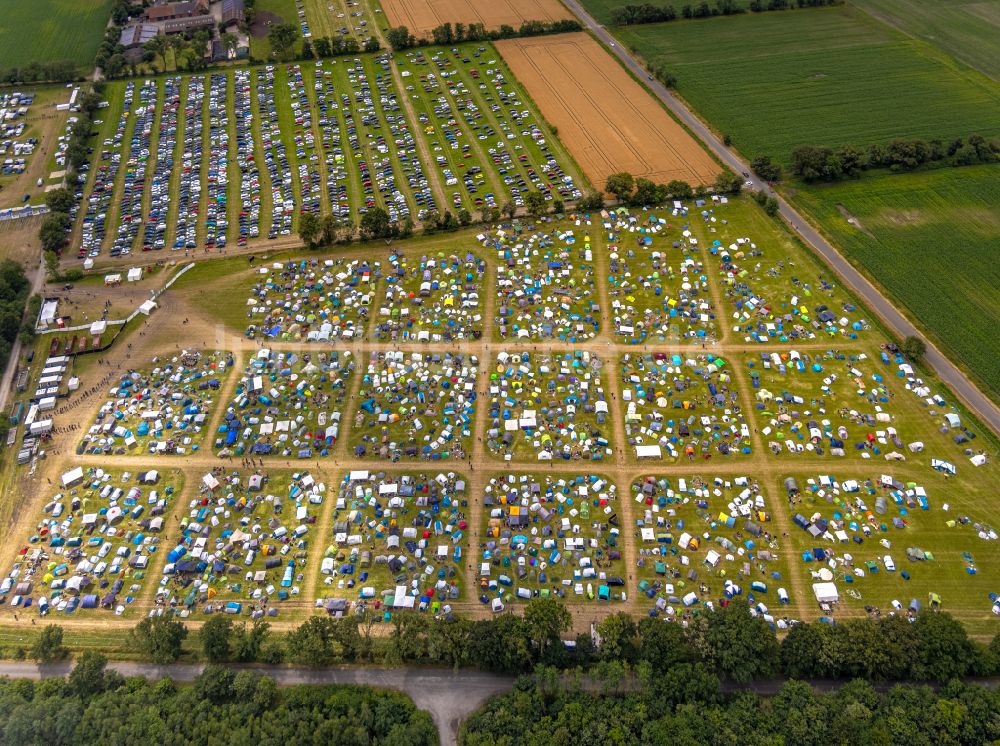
[896,358,988,468]
[716,222,868,343]
[80,350,231,456]
[352,351,477,461]
[634,475,783,618]
[606,208,716,343]
[0,467,173,615]
[377,250,485,341]
[749,349,910,459]
[246,258,378,341]
[790,473,946,604]
[486,350,611,461]
[217,348,353,458]
[621,352,751,460]
[320,470,467,612]
[481,473,623,604]
[157,470,322,617]
[490,222,600,341]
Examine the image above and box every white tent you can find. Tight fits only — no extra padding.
[636,444,662,459]
[812,582,839,604]
[61,466,84,487]
[138,300,157,315]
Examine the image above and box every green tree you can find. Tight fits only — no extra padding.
[286,617,337,667]
[750,155,782,182]
[232,619,271,663]
[39,212,71,252]
[427,618,471,669]
[29,625,68,663]
[200,615,233,662]
[604,172,634,202]
[44,188,75,214]
[900,336,926,362]
[385,26,415,50]
[501,199,517,220]
[637,617,693,672]
[713,170,743,194]
[68,651,111,699]
[575,190,604,211]
[665,180,693,199]
[596,612,638,663]
[524,190,546,216]
[131,616,187,664]
[457,208,471,226]
[779,622,824,678]
[268,23,299,60]
[550,198,563,215]
[298,211,321,247]
[359,207,396,240]
[699,604,778,683]
[144,35,168,72]
[524,598,571,660]
[912,611,978,681]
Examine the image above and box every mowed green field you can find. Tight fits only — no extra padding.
[616,6,1000,163]
[0,0,111,71]
[853,0,1000,81]
[794,165,1000,400]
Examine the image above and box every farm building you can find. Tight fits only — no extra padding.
[145,0,208,22]
[119,24,158,48]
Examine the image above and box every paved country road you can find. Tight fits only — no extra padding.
[559,0,1000,438]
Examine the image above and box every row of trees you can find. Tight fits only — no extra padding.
[27,600,994,688]
[604,171,742,205]
[296,189,597,248]
[790,135,999,182]
[38,85,104,267]
[0,261,33,377]
[465,673,1000,745]
[0,60,82,86]
[0,657,437,745]
[386,19,582,52]
[610,0,839,25]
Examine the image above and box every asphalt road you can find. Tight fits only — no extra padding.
[561,0,1000,438]
[0,660,513,746]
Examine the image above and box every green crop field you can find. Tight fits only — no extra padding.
[794,165,1000,401]
[853,0,1000,81]
[616,5,1000,163]
[0,0,111,71]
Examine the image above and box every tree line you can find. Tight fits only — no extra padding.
[610,0,839,26]
[464,672,1000,745]
[24,602,1000,688]
[37,85,104,270]
[789,135,999,182]
[604,171,743,206]
[386,19,583,52]
[0,655,436,745]
[0,60,83,86]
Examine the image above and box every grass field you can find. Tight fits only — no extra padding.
[794,165,1000,401]
[0,0,110,72]
[853,0,1000,80]
[616,5,1000,163]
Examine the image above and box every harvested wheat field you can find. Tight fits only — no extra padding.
[381,0,572,37]
[497,33,718,189]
